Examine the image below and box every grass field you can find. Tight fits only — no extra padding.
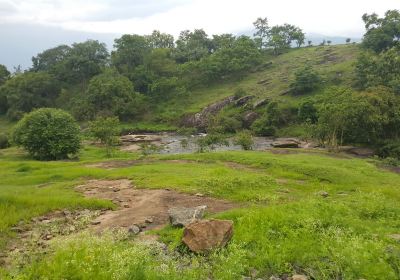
[1,144,399,279]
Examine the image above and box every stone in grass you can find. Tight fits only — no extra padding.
[317,191,329,198]
[168,205,207,227]
[91,220,101,225]
[182,219,233,253]
[291,275,308,280]
[128,225,141,235]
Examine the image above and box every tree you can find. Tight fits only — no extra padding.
[362,10,400,53]
[0,72,61,119]
[268,24,304,54]
[212,34,236,51]
[327,40,332,45]
[253,17,270,49]
[0,64,10,85]
[12,108,80,160]
[290,65,322,95]
[84,70,146,120]
[308,40,312,47]
[346,38,351,44]
[173,29,212,63]
[89,116,120,157]
[145,30,174,49]
[292,27,305,47]
[234,130,254,150]
[111,34,150,79]
[31,45,71,72]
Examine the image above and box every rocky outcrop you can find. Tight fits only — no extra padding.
[182,219,233,253]
[235,95,254,107]
[243,112,259,127]
[168,206,207,227]
[253,98,270,108]
[271,138,300,148]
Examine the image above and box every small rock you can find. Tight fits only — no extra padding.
[270,276,282,280]
[113,188,120,192]
[271,139,299,148]
[123,204,130,208]
[388,234,400,241]
[43,234,53,240]
[317,191,329,198]
[168,205,207,227]
[182,219,233,253]
[128,225,141,235]
[91,221,101,225]
[291,275,308,280]
[195,193,204,197]
[145,217,154,224]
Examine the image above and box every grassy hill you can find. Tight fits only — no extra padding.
[150,44,359,125]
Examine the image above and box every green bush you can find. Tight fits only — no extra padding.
[377,141,400,160]
[88,116,120,157]
[290,65,322,95]
[196,133,229,152]
[12,108,80,160]
[0,133,9,149]
[234,130,254,150]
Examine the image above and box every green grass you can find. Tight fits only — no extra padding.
[1,144,400,279]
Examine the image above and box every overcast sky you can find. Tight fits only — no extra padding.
[1,0,399,37]
[0,0,399,69]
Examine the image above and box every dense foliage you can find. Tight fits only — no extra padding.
[12,108,80,160]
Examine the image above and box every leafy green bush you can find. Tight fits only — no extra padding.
[251,118,276,136]
[0,133,9,149]
[234,130,254,150]
[377,141,400,160]
[88,116,120,157]
[12,108,80,160]
[298,100,318,123]
[290,65,322,95]
[196,133,229,152]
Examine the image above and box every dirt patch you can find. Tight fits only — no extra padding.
[75,180,237,232]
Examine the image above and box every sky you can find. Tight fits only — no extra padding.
[0,0,399,69]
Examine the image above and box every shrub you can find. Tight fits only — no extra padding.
[377,141,400,160]
[298,100,318,123]
[234,130,254,150]
[290,65,322,95]
[0,133,9,149]
[12,108,80,160]
[251,118,276,136]
[196,133,229,152]
[88,116,120,157]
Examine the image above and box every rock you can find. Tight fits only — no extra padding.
[243,111,259,127]
[270,276,282,280]
[43,234,53,240]
[235,95,254,106]
[317,191,329,198]
[182,219,234,253]
[113,188,120,192]
[271,139,300,148]
[123,204,130,208]
[91,220,101,225]
[195,193,204,197]
[128,225,141,235]
[168,205,207,227]
[346,147,374,157]
[253,98,270,108]
[120,134,162,143]
[181,96,237,129]
[291,275,308,280]
[388,234,400,241]
[145,217,154,224]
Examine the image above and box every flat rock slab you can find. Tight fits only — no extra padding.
[182,219,234,253]
[75,180,236,232]
[168,206,207,227]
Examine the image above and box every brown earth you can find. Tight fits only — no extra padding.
[75,179,237,232]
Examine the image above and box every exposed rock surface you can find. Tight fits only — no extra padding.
[168,206,207,227]
[182,219,234,253]
[271,138,300,148]
[235,95,254,106]
[243,112,259,127]
[120,134,162,143]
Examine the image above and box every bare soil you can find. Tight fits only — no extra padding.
[75,179,237,232]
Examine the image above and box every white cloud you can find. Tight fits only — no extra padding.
[1,0,399,37]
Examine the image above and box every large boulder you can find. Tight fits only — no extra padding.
[271,138,300,148]
[182,219,233,253]
[168,205,207,227]
[243,112,259,128]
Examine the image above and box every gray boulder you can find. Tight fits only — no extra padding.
[168,205,207,227]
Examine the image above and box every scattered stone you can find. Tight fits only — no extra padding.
[128,225,141,235]
[235,95,254,107]
[182,219,234,253]
[43,234,53,240]
[145,217,154,224]
[91,221,101,225]
[123,204,130,208]
[317,191,329,198]
[113,188,120,192]
[168,205,207,227]
[253,98,269,108]
[120,134,162,143]
[195,193,204,197]
[291,275,308,280]
[270,276,282,280]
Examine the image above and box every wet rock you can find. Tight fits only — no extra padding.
[168,205,207,227]
[128,225,141,235]
[182,219,233,253]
